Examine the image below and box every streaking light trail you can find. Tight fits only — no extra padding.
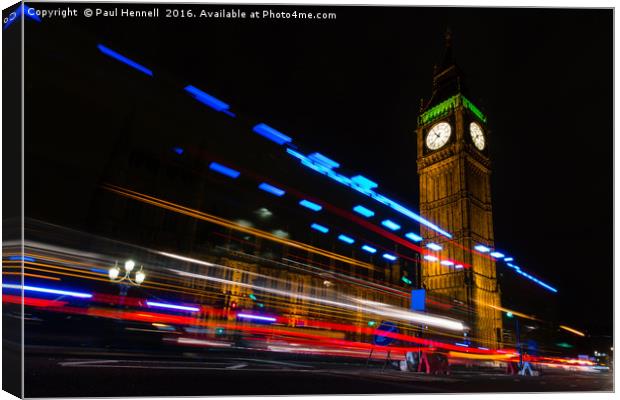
[559,325,585,337]
[310,223,329,234]
[299,199,322,211]
[4,5,42,31]
[286,148,452,238]
[474,244,491,253]
[209,162,240,178]
[381,220,401,231]
[405,232,423,242]
[353,205,375,218]
[97,44,153,76]
[146,301,200,312]
[237,313,277,322]
[2,284,93,299]
[104,184,374,270]
[337,234,355,244]
[350,175,378,190]
[361,245,377,254]
[308,153,340,169]
[253,123,292,145]
[165,260,466,332]
[8,255,36,262]
[506,263,557,293]
[426,243,442,251]
[258,182,286,197]
[184,85,232,114]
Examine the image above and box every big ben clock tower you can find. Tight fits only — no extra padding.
[416,30,502,348]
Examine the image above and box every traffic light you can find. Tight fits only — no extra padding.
[401,276,412,285]
[249,293,257,301]
[230,301,237,309]
[367,320,377,327]
[506,312,514,318]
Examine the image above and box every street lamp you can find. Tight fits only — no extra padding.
[109,259,146,286]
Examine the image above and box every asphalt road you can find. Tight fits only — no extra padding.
[22,348,614,397]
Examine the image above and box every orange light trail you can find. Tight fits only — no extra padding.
[104,184,374,270]
[478,301,538,321]
[559,325,585,337]
[3,272,60,281]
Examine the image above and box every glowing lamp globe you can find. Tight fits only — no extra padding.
[124,260,135,272]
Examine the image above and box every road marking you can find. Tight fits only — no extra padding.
[56,364,322,372]
[226,363,248,370]
[59,359,119,367]
[232,358,313,368]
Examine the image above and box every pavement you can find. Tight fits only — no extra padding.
[22,347,614,397]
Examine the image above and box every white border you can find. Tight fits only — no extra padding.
[0,2,616,400]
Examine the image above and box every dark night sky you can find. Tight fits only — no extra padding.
[21,4,613,336]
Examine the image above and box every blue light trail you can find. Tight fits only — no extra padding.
[337,234,355,244]
[8,256,35,262]
[423,255,438,261]
[506,264,557,293]
[474,244,491,253]
[299,199,322,212]
[237,313,277,322]
[252,123,292,145]
[97,44,153,76]
[258,183,286,197]
[24,5,42,22]
[351,175,378,190]
[2,284,92,299]
[209,162,240,178]
[405,232,423,242]
[3,5,41,31]
[286,148,452,238]
[308,153,340,169]
[146,301,200,312]
[426,243,443,251]
[184,85,231,113]
[381,220,401,231]
[172,147,184,155]
[490,251,505,259]
[361,245,377,254]
[353,205,375,218]
[310,223,329,234]
[382,253,397,261]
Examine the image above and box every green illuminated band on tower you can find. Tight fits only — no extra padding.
[418,95,459,125]
[461,96,488,123]
[418,94,487,125]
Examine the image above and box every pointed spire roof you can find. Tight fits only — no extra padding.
[422,28,467,111]
[440,27,454,69]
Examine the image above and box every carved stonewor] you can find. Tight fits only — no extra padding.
[416,30,502,348]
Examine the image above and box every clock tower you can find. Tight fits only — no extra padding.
[416,31,502,348]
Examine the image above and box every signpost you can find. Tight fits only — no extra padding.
[367,321,399,370]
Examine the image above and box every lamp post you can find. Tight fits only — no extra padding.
[108,259,146,304]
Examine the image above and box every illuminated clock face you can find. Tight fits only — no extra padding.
[469,122,486,150]
[425,122,452,150]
